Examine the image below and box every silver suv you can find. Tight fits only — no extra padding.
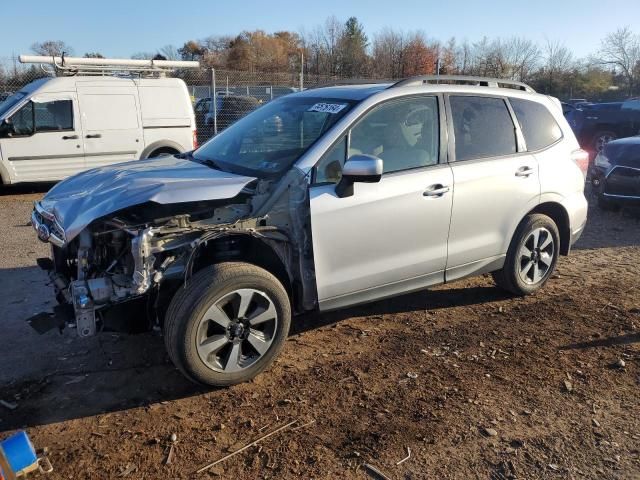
[30,76,588,386]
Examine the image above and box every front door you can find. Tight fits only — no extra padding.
[77,84,143,169]
[0,93,84,182]
[309,95,453,310]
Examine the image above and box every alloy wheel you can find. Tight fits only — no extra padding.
[517,227,555,285]
[195,288,278,373]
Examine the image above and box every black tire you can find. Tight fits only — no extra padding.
[592,130,617,153]
[492,214,560,296]
[164,262,291,387]
[148,147,178,158]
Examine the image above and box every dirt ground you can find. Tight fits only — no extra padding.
[0,183,638,480]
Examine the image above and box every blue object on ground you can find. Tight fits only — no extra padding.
[0,430,37,474]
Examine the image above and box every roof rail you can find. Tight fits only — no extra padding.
[390,75,536,93]
[309,78,392,89]
[19,55,200,77]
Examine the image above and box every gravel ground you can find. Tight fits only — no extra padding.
[0,183,638,479]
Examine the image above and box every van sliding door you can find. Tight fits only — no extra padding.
[77,83,143,169]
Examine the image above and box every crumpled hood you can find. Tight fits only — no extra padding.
[39,156,257,242]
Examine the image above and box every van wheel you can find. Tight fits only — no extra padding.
[164,262,291,387]
[492,214,560,296]
[148,147,178,158]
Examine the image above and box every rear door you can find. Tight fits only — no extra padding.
[445,94,540,281]
[77,83,143,169]
[0,92,84,182]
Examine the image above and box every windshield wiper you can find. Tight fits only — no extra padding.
[199,158,223,170]
[180,151,223,171]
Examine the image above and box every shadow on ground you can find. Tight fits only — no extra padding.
[1,271,513,431]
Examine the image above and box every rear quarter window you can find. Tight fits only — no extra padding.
[510,98,562,151]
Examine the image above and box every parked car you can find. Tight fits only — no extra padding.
[591,136,640,210]
[195,94,261,131]
[0,76,197,184]
[29,75,588,386]
[571,98,640,153]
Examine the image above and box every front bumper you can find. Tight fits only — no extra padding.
[592,165,640,204]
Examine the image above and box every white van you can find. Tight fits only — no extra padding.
[0,76,197,184]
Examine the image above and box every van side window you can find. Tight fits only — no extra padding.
[450,96,516,161]
[34,100,73,132]
[510,98,562,151]
[9,102,34,135]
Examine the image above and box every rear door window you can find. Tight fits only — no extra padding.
[450,96,517,161]
[510,98,562,151]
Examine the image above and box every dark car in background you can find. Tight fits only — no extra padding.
[591,136,640,210]
[571,98,640,152]
[194,94,261,139]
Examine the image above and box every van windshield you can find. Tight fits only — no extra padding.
[0,92,27,118]
[193,96,354,177]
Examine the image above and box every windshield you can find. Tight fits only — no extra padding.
[0,92,27,118]
[193,96,355,177]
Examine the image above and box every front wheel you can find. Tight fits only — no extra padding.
[492,214,560,296]
[164,262,291,386]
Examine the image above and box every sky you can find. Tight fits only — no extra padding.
[1,0,638,60]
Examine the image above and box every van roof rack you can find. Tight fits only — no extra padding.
[19,55,200,77]
[390,75,535,93]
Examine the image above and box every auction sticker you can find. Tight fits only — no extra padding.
[308,103,347,114]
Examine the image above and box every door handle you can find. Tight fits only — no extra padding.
[85,134,102,139]
[515,166,535,177]
[62,135,79,140]
[423,184,450,197]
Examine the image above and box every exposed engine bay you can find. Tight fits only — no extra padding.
[31,169,316,337]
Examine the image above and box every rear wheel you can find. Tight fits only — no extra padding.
[492,214,560,296]
[164,262,291,386]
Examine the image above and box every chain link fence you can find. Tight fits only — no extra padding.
[0,59,369,145]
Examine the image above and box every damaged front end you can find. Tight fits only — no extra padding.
[30,168,317,338]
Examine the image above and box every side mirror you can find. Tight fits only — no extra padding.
[0,118,13,138]
[335,154,383,198]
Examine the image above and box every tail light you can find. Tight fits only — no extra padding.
[571,149,589,177]
[192,128,199,150]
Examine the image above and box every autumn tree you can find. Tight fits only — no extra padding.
[179,40,206,61]
[401,32,438,76]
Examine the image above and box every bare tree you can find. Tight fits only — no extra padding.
[543,40,573,94]
[372,28,406,78]
[598,26,640,95]
[31,40,73,57]
[322,15,344,76]
[158,45,180,61]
